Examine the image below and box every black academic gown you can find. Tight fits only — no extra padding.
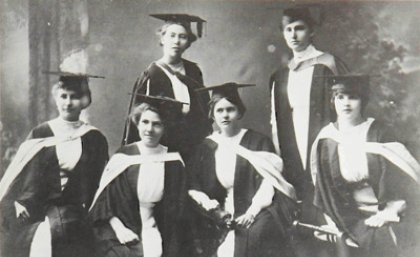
[89,143,187,257]
[313,120,420,257]
[270,52,348,202]
[0,122,109,257]
[270,52,348,257]
[187,130,296,257]
[122,60,212,159]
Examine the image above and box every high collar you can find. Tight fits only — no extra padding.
[292,44,323,63]
[49,117,85,137]
[137,141,167,155]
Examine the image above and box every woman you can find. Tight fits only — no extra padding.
[311,75,420,257]
[122,13,211,159]
[0,73,109,257]
[269,8,350,256]
[89,95,187,257]
[188,83,297,257]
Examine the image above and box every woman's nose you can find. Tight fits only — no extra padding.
[222,111,229,118]
[292,30,297,39]
[146,124,153,131]
[64,97,72,105]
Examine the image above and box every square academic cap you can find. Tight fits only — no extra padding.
[132,94,189,122]
[196,83,255,115]
[150,13,206,38]
[324,74,370,100]
[43,70,104,93]
[196,82,255,98]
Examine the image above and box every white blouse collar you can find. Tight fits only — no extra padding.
[293,44,323,63]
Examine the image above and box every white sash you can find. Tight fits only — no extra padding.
[310,120,420,185]
[89,152,184,211]
[155,62,190,114]
[208,135,297,201]
[0,124,97,202]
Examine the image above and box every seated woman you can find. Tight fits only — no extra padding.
[187,83,297,257]
[122,13,211,159]
[311,75,420,257]
[89,95,187,257]
[0,72,109,257]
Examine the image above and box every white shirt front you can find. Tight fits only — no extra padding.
[48,117,83,190]
[136,142,167,257]
[287,45,323,169]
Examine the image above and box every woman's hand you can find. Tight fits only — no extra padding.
[110,217,139,244]
[235,212,255,229]
[364,210,400,228]
[14,201,30,220]
[188,190,220,211]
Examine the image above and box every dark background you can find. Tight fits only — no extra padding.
[1,0,420,171]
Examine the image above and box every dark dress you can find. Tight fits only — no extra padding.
[122,60,212,159]
[187,130,296,257]
[89,143,186,257]
[0,122,109,257]
[313,120,420,257]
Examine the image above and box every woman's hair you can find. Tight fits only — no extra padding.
[51,78,91,109]
[130,102,166,127]
[330,85,370,114]
[208,95,246,120]
[280,7,316,32]
[157,23,197,47]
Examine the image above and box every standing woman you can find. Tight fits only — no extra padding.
[311,75,420,257]
[188,83,297,257]
[270,6,349,204]
[0,73,109,257]
[122,13,212,159]
[269,7,349,256]
[89,95,187,257]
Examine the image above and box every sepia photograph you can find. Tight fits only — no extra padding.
[1,0,419,257]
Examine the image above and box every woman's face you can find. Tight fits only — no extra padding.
[334,92,363,123]
[55,88,84,121]
[213,98,241,133]
[161,24,190,59]
[137,110,165,147]
[283,20,313,52]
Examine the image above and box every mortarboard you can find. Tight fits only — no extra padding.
[150,13,206,38]
[44,71,105,108]
[133,94,189,121]
[43,71,104,93]
[196,83,255,116]
[324,74,370,100]
[196,82,255,99]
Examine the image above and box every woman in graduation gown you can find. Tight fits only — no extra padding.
[187,83,298,257]
[122,13,212,159]
[311,75,420,257]
[89,95,187,257]
[0,73,109,257]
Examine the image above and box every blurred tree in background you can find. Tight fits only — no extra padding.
[320,2,420,156]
